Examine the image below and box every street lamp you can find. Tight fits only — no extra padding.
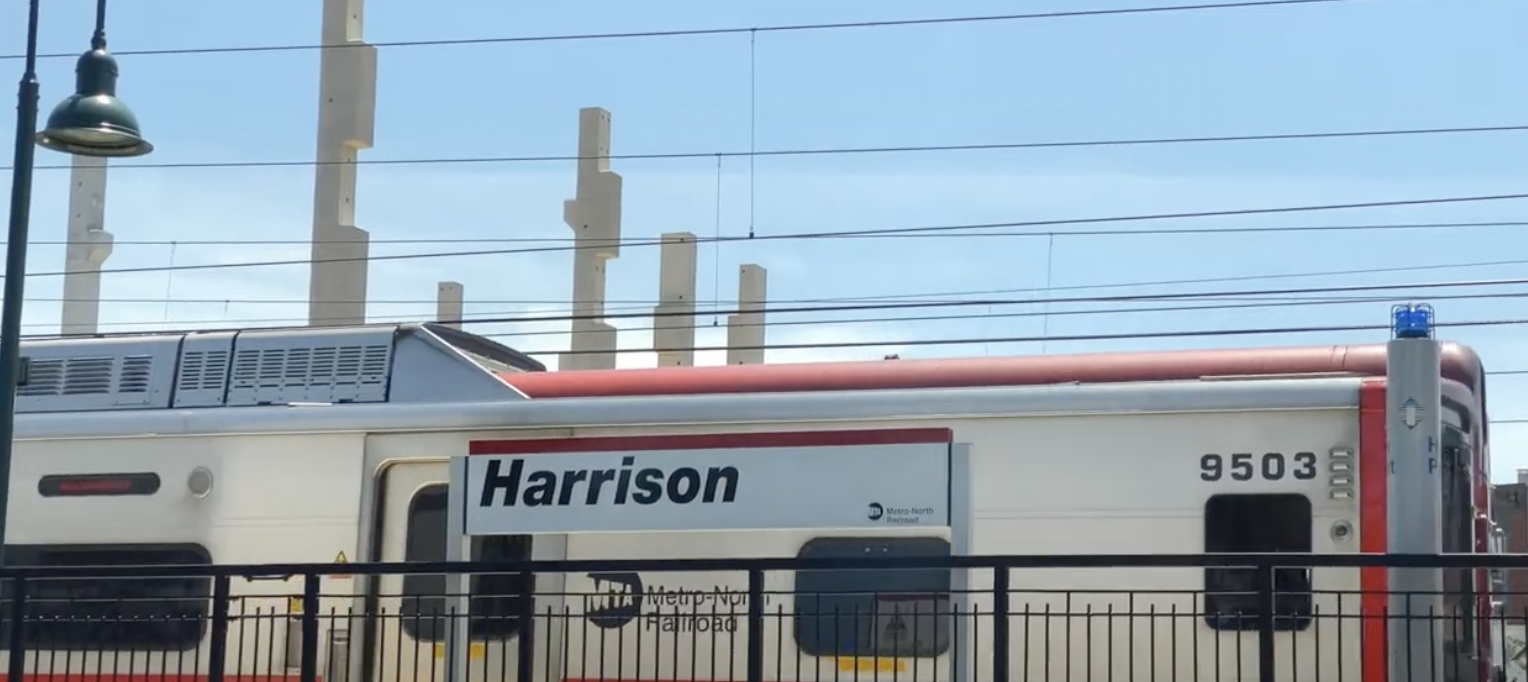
[0,0,152,560]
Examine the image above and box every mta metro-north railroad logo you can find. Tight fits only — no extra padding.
[585,572,644,630]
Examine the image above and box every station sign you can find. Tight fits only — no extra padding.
[463,441,951,535]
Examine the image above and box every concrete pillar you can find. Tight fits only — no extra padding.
[60,156,110,336]
[306,0,378,327]
[652,232,697,367]
[436,281,464,329]
[726,264,767,366]
[557,108,622,371]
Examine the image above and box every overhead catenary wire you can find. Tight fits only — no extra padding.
[35,273,1528,340]
[36,289,1528,334]
[0,0,1378,63]
[6,192,1526,280]
[27,255,1528,308]
[9,124,1521,172]
[549,316,1528,356]
[8,219,1526,247]
[90,289,1528,340]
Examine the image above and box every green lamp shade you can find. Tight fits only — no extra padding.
[36,94,152,157]
[34,48,153,158]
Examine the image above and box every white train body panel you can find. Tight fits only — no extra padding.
[0,324,1493,682]
[10,383,1372,682]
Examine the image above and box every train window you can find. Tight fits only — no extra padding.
[0,543,211,651]
[793,537,952,658]
[1203,493,1313,631]
[401,484,532,641]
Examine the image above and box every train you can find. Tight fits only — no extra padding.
[2,320,1503,682]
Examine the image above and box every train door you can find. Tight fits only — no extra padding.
[369,461,534,682]
[1442,421,1487,682]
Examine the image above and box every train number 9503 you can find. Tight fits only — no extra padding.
[1200,452,1318,482]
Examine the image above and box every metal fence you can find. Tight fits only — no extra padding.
[0,553,1521,682]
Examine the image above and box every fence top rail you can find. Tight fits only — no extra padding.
[0,552,1523,580]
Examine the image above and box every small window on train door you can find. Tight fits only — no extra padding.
[1202,493,1314,632]
[401,484,533,641]
[793,537,952,658]
[0,543,212,651]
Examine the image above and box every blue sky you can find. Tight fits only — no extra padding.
[1,0,1525,475]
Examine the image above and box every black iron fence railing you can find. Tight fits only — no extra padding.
[0,553,1523,682]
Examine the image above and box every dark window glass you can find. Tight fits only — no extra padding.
[0,543,211,650]
[1203,493,1313,631]
[1441,425,1478,667]
[793,537,952,658]
[401,484,532,641]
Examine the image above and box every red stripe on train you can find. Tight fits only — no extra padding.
[1358,379,1388,682]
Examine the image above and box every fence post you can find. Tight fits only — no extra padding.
[207,576,232,682]
[5,576,23,682]
[1256,563,1276,682]
[746,568,765,682]
[299,573,321,682]
[992,567,1010,682]
[517,571,535,682]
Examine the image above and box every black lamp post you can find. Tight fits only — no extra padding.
[0,0,152,561]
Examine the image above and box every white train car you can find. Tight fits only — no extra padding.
[1,322,1500,682]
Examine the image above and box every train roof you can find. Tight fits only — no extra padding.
[13,323,1488,439]
[14,322,545,414]
[500,342,1486,400]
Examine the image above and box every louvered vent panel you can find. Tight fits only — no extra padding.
[17,355,157,397]
[17,359,65,397]
[61,357,114,395]
[176,350,229,392]
[118,355,154,393]
[228,343,391,404]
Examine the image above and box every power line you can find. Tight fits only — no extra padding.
[548,316,1528,356]
[10,220,1526,248]
[13,124,1519,172]
[395,275,1528,327]
[41,273,1528,339]
[29,255,1526,309]
[8,192,1526,280]
[40,289,1528,335]
[499,290,1528,339]
[0,0,1375,63]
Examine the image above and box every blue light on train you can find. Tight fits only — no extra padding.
[1391,303,1435,339]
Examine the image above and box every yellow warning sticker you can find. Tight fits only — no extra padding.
[836,658,906,673]
[333,551,352,580]
[433,642,486,660]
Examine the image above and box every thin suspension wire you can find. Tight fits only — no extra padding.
[5,192,1525,281]
[748,29,758,240]
[12,124,1522,172]
[7,219,1525,247]
[22,254,1528,309]
[0,0,1376,62]
[711,155,724,326]
[550,316,1528,357]
[37,289,1502,334]
[42,273,1528,338]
